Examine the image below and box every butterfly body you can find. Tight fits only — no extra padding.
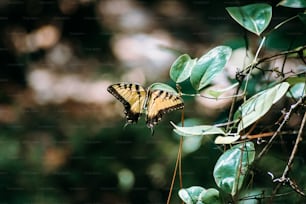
[107,83,184,129]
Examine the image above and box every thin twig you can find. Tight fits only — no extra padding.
[239,190,294,201]
[281,112,306,179]
[227,84,243,131]
[270,111,306,201]
[256,97,303,160]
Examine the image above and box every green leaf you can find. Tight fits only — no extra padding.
[190,46,232,91]
[178,187,221,204]
[278,0,306,8]
[213,142,255,196]
[288,82,305,99]
[171,122,225,137]
[178,186,206,204]
[235,82,290,133]
[214,135,240,144]
[205,82,239,98]
[199,188,221,204]
[148,82,179,95]
[170,54,197,83]
[226,3,272,36]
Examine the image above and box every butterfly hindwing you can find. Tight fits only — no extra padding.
[107,83,146,124]
[145,89,184,128]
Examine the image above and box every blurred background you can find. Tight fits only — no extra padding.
[0,0,305,203]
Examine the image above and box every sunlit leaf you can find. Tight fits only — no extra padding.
[205,83,239,98]
[178,186,206,204]
[226,3,272,36]
[178,187,222,204]
[170,54,196,83]
[214,135,240,144]
[235,82,290,133]
[148,82,179,95]
[213,142,255,196]
[190,46,232,91]
[278,0,306,8]
[171,122,225,137]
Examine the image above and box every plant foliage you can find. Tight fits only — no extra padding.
[169,1,306,203]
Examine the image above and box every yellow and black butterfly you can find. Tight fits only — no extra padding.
[107,83,184,130]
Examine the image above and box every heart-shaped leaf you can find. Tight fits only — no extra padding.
[213,142,255,196]
[178,186,206,204]
[179,187,221,204]
[226,3,272,36]
[235,82,290,133]
[199,188,221,204]
[170,54,197,83]
[190,46,232,91]
[171,122,225,137]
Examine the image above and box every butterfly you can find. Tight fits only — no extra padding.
[107,83,184,130]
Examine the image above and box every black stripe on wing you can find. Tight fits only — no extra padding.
[107,83,144,124]
[146,90,184,128]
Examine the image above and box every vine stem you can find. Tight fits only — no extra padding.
[166,137,183,204]
[166,108,184,204]
[243,36,266,94]
[227,36,266,129]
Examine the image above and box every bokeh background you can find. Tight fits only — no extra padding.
[0,0,305,203]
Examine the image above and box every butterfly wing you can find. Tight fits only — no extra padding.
[107,83,146,124]
[145,89,184,128]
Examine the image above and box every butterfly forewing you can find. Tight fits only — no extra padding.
[107,83,146,124]
[145,89,184,128]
